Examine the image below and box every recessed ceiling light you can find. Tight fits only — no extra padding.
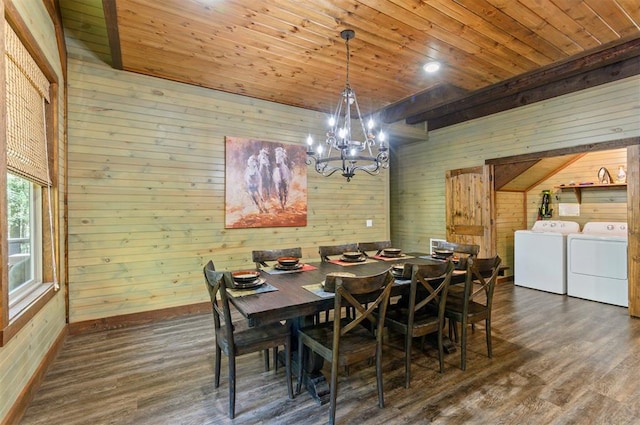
[423,61,441,73]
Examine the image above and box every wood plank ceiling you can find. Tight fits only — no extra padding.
[103,0,640,130]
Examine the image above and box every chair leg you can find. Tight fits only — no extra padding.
[376,337,385,408]
[229,355,236,419]
[460,322,468,371]
[404,333,412,388]
[328,355,339,425]
[450,319,459,342]
[264,349,270,372]
[486,318,492,358]
[214,346,222,388]
[285,338,294,399]
[437,325,445,373]
[296,337,304,395]
[273,347,279,372]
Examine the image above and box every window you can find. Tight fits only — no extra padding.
[7,173,43,306]
[2,15,59,345]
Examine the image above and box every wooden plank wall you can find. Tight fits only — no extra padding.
[495,191,526,276]
[391,75,640,277]
[62,0,390,323]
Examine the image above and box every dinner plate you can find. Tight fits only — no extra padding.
[232,277,266,290]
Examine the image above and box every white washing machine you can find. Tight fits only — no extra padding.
[567,222,628,307]
[515,220,581,294]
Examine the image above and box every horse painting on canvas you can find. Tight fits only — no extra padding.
[225,137,307,228]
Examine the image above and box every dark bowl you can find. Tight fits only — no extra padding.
[383,248,402,256]
[277,256,300,266]
[232,270,260,283]
[342,251,362,259]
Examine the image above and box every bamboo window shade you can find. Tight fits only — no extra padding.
[5,22,51,186]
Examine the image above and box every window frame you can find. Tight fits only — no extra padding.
[1,6,61,346]
[8,175,43,307]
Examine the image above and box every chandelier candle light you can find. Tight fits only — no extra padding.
[305,29,389,181]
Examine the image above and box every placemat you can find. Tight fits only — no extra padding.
[263,263,318,275]
[328,258,378,267]
[371,254,415,262]
[302,283,335,298]
[227,283,278,298]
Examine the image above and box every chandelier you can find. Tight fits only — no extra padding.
[305,29,389,182]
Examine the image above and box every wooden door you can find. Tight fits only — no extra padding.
[445,165,496,257]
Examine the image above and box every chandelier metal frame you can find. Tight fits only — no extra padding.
[305,29,389,182]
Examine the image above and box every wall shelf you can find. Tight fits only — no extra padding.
[554,183,627,203]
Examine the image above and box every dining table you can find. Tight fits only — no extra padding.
[226,252,465,404]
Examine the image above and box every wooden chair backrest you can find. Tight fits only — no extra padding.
[252,247,303,268]
[203,261,234,344]
[463,255,502,311]
[435,241,480,269]
[357,240,392,256]
[406,261,455,317]
[319,243,358,262]
[333,270,394,337]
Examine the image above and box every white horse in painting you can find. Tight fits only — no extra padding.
[244,155,267,213]
[257,147,272,201]
[272,147,291,211]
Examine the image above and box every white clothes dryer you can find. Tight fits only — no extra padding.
[514,220,580,294]
[567,222,628,307]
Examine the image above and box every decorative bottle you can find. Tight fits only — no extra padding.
[616,165,627,184]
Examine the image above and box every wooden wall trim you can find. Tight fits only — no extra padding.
[628,145,639,318]
[68,302,212,335]
[485,137,640,165]
[1,326,67,425]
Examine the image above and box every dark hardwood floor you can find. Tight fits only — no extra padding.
[20,283,640,425]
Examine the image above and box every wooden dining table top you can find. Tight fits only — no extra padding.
[228,253,462,327]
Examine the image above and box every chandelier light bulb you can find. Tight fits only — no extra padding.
[328,116,335,127]
[367,118,374,129]
[378,131,386,142]
[306,135,313,146]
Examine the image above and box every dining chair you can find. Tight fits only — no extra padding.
[318,243,358,262]
[357,240,392,257]
[383,261,455,387]
[444,255,502,371]
[252,247,302,269]
[203,261,294,418]
[433,241,480,269]
[296,269,394,425]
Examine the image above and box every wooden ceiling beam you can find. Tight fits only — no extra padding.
[421,55,640,130]
[381,36,640,128]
